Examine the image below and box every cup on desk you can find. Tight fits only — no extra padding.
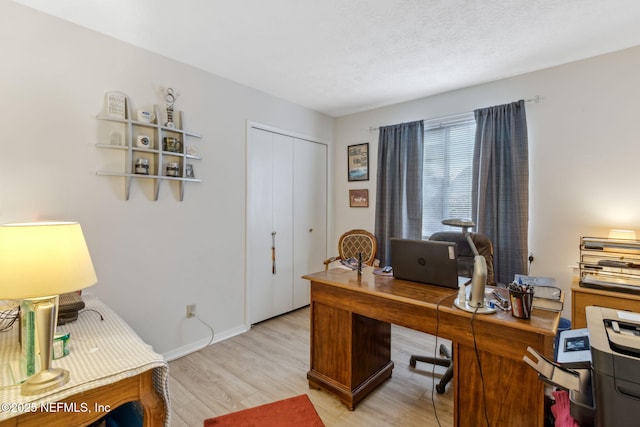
[509,286,534,319]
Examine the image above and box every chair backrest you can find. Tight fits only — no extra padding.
[429,231,495,286]
[338,229,377,266]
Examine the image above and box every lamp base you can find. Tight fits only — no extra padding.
[20,367,70,396]
[454,297,497,314]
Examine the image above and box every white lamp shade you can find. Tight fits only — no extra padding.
[608,229,637,240]
[0,222,97,299]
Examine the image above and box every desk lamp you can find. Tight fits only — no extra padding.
[0,222,97,395]
[443,219,494,314]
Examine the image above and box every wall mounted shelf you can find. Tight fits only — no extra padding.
[96,102,202,201]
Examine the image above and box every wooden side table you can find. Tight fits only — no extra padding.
[571,278,640,328]
[0,295,168,427]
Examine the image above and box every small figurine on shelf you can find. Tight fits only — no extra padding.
[161,87,180,128]
[134,158,150,175]
[163,137,182,153]
[185,164,195,178]
[166,162,180,177]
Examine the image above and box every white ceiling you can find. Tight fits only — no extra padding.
[12,0,640,117]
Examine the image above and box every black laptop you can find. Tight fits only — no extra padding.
[390,238,460,288]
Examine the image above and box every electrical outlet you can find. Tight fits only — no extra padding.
[186,304,196,318]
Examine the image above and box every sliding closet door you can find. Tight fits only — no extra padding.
[293,140,327,308]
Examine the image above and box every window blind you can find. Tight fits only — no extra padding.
[422,114,476,238]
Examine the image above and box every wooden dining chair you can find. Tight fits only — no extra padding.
[323,229,379,270]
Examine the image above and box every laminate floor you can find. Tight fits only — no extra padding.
[168,306,453,427]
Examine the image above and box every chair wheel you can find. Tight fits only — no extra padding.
[409,356,416,368]
[436,383,446,394]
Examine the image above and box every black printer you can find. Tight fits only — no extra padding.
[524,306,640,427]
[585,306,640,427]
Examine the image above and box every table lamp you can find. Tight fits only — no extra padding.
[608,229,636,240]
[0,222,97,395]
[443,218,494,314]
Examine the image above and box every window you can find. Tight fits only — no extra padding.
[422,114,476,238]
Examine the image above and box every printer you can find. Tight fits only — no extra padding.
[524,306,640,427]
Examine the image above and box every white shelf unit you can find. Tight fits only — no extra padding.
[96,104,202,201]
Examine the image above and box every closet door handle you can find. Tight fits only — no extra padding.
[271,231,276,275]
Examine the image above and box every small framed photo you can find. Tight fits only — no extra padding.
[348,143,369,181]
[349,189,369,208]
[185,164,195,178]
[104,91,127,119]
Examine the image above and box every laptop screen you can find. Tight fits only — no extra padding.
[390,238,460,288]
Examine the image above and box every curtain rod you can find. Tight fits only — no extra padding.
[368,95,543,132]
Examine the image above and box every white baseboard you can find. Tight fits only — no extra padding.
[162,324,249,361]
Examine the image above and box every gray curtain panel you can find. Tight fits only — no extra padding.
[473,100,529,284]
[374,120,424,266]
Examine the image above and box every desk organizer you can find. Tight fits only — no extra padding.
[579,236,640,294]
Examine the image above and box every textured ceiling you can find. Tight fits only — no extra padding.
[12,0,640,117]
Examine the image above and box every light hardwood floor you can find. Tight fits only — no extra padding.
[168,306,453,427]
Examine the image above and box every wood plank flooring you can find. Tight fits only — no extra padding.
[168,306,453,427]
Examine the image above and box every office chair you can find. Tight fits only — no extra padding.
[409,226,495,393]
[324,229,379,270]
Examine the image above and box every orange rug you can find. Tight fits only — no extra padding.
[203,394,325,427]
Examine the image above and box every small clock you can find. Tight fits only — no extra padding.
[136,135,151,148]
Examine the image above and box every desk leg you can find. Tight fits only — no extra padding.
[307,300,393,410]
[454,343,545,427]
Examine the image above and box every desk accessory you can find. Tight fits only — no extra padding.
[0,222,97,395]
[508,282,534,319]
[444,219,496,314]
[514,274,563,311]
[579,235,640,293]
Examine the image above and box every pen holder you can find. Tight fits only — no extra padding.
[509,288,534,319]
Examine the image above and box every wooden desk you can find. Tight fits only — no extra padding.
[0,295,168,427]
[304,268,561,427]
[572,279,640,328]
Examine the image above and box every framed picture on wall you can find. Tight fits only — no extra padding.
[349,189,369,207]
[347,143,369,181]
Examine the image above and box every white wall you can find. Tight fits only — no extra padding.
[1,2,333,358]
[334,46,640,318]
